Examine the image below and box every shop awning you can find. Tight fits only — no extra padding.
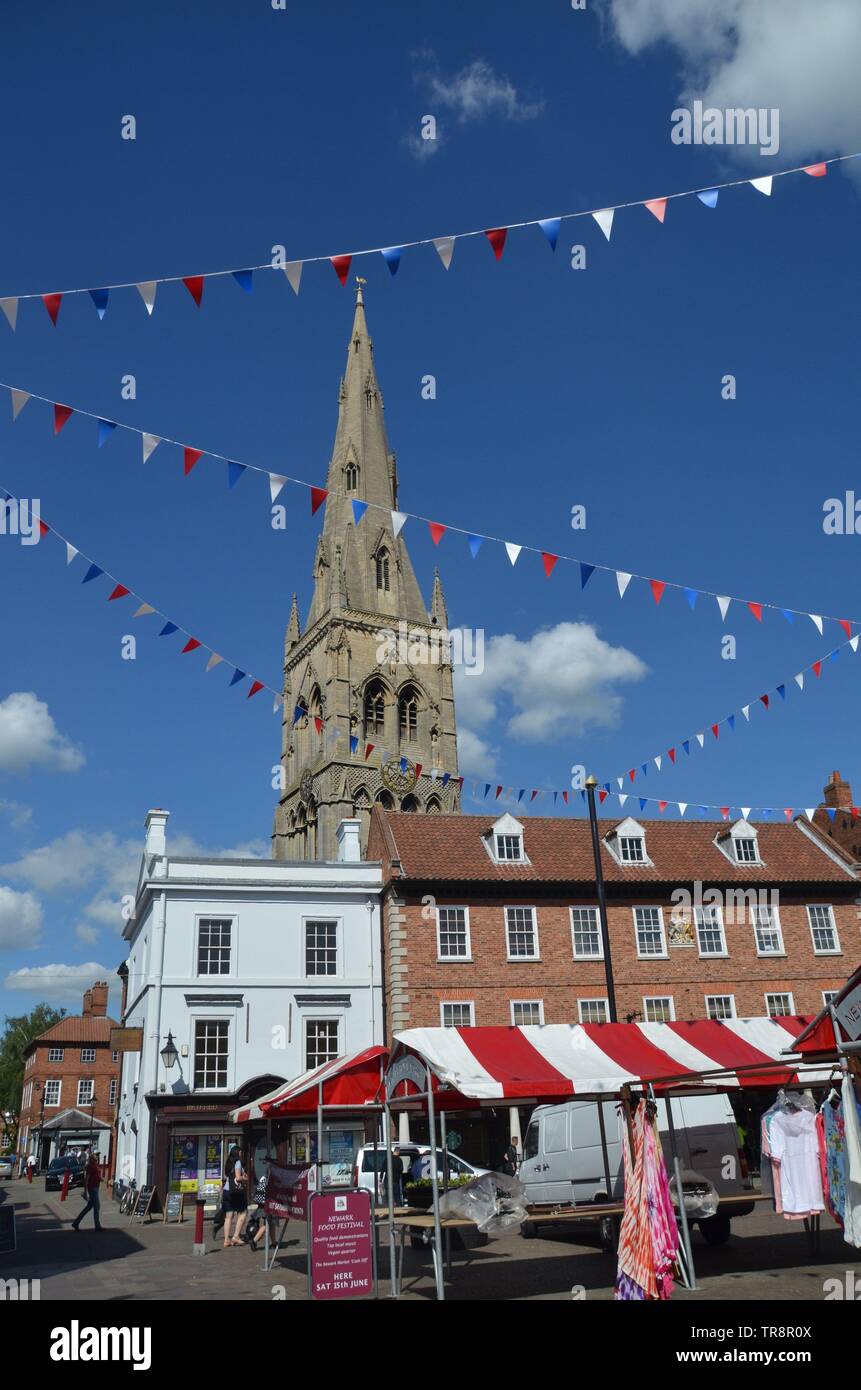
[791,963,861,1057]
[391,1016,823,1102]
[229,1045,387,1123]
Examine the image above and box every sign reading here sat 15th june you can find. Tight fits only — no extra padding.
[309,1190,374,1300]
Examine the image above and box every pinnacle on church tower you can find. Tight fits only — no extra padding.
[272,284,460,861]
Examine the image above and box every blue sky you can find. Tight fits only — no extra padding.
[1,0,860,1017]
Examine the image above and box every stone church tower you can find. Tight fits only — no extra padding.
[272,285,460,861]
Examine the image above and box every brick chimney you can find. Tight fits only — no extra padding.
[89,981,109,1017]
[823,770,853,809]
[82,988,93,1016]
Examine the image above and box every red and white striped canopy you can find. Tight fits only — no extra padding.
[392,1017,822,1102]
[229,1045,386,1123]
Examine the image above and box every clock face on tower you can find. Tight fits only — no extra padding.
[381,757,417,794]
[300,770,314,802]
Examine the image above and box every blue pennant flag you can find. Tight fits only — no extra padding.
[553,791,558,804]
[442,772,451,787]
[351,499,368,526]
[697,189,719,209]
[682,740,690,756]
[580,789,586,802]
[82,564,103,584]
[468,534,483,559]
[830,650,840,662]
[292,704,304,725]
[232,270,253,294]
[97,418,117,449]
[698,806,708,817]
[762,808,773,818]
[380,246,403,276]
[400,757,408,774]
[781,609,794,624]
[603,783,611,794]
[350,735,358,753]
[728,715,736,731]
[580,563,595,590]
[159,622,178,637]
[89,288,110,319]
[517,790,524,802]
[538,217,561,252]
[777,684,786,700]
[230,669,246,687]
[684,588,698,610]
[228,462,246,489]
[641,763,648,777]
[827,807,836,821]
[484,783,491,798]
[639,798,648,812]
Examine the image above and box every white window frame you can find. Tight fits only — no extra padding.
[765,992,794,1018]
[80,1047,96,1063]
[694,905,728,958]
[751,903,785,956]
[578,998,609,1024]
[303,1017,341,1071]
[618,835,646,864]
[705,994,737,1020]
[77,1078,95,1107]
[570,906,603,960]
[504,905,540,961]
[643,995,675,1023]
[109,1078,118,1106]
[435,906,472,962]
[733,835,760,864]
[495,833,523,863]
[807,904,841,955]
[510,999,544,1027]
[195,914,236,979]
[822,990,839,1008]
[303,916,342,978]
[47,1047,64,1063]
[44,1079,61,1108]
[192,1017,232,1092]
[439,1000,475,1028]
[633,906,667,959]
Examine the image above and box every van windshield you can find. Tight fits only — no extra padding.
[523,1123,539,1161]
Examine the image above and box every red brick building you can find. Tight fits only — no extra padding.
[813,770,861,861]
[18,982,121,1172]
[368,808,860,1039]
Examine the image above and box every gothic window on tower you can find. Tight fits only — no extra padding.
[364,681,386,738]
[309,688,323,747]
[345,461,358,492]
[376,790,395,810]
[375,548,390,592]
[401,794,420,812]
[399,687,419,742]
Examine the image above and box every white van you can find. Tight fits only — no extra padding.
[519,1093,754,1246]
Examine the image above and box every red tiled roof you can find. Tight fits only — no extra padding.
[24,1014,120,1053]
[371,811,858,885]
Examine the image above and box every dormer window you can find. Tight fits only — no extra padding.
[605,817,652,868]
[717,819,763,867]
[619,835,645,864]
[496,834,522,862]
[483,814,528,866]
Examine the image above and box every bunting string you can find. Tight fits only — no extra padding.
[3,378,859,637]
[0,152,855,329]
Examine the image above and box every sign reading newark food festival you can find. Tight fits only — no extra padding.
[309,1189,374,1300]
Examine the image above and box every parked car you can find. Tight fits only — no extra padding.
[44,1155,85,1192]
[0,1156,14,1180]
[518,1093,754,1246]
[354,1143,490,1197]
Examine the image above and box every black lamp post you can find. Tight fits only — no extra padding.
[584,775,618,1023]
[34,1081,46,1172]
[160,1032,178,1072]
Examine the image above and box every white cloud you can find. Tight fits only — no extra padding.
[75,923,100,945]
[407,49,543,158]
[3,962,118,1006]
[0,799,33,829]
[0,884,43,949]
[0,692,84,775]
[456,727,500,779]
[454,622,647,746]
[608,0,861,163]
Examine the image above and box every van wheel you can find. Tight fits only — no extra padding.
[698,1214,731,1247]
[520,1220,536,1239]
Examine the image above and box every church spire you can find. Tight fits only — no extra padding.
[285,593,301,654]
[430,567,448,628]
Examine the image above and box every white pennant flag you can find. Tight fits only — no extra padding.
[808,613,823,635]
[794,672,804,690]
[741,807,751,820]
[0,298,18,331]
[282,261,303,295]
[205,653,223,672]
[716,595,731,620]
[65,542,78,566]
[696,732,705,749]
[433,236,455,270]
[654,755,662,772]
[10,389,30,421]
[750,176,773,197]
[137,281,157,315]
[616,778,623,790]
[805,807,816,821]
[616,571,632,599]
[592,209,615,242]
[273,696,282,715]
[505,542,521,566]
[134,603,155,618]
[677,803,687,817]
[391,510,408,538]
[851,635,860,653]
[142,433,160,463]
[618,794,628,809]
[741,705,750,721]
[269,474,287,504]
[430,768,439,781]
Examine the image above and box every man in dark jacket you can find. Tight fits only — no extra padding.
[72,1152,103,1231]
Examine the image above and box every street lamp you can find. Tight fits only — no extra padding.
[160,1032,178,1071]
[584,775,618,1023]
[34,1080,46,1172]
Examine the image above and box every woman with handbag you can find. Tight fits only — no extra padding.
[221,1145,248,1248]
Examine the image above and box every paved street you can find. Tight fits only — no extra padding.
[2,1178,859,1302]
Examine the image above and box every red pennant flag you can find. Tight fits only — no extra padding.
[839,619,852,638]
[720,807,729,820]
[314,716,323,734]
[39,520,49,538]
[658,800,668,813]
[667,748,676,763]
[644,198,667,223]
[484,227,508,261]
[748,602,763,622]
[852,806,860,819]
[711,723,720,739]
[784,807,794,820]
[330,255,352,286]
[54,403,73,434]
[247,680,264,699]
[598,789,608,804]
[428,522,446,546]
[650,579,665,604]
[812,660,822,678]
[562,790,569,804]
[181,638,201,653]
[495,785,503,799]
[183,276,204,307]
[542,552,558,578]
[803,163,827,177]
[310,487,328,514]
[43,293,62,325]
[108,584,130,601]
[760,694,769,709]
[365,743,375,760]
[415,764,422,779]
[184,447,203,475]
[531,790,539,802]
[628,769,636,783]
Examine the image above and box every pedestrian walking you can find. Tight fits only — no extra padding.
[499,1137,519,1177]
[25,1153,36,1181]
[221,1145,248,1248]
[72,1151,103,1231]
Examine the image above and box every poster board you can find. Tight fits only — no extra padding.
[109,1027,144,1052]
[163,1190,185,1223]
[131,1185,159,1222]
[309,1189,374,1300]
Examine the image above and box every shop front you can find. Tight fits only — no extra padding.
[147,1075,287,1199]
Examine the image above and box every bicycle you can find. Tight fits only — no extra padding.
[119,1179,137,1215]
